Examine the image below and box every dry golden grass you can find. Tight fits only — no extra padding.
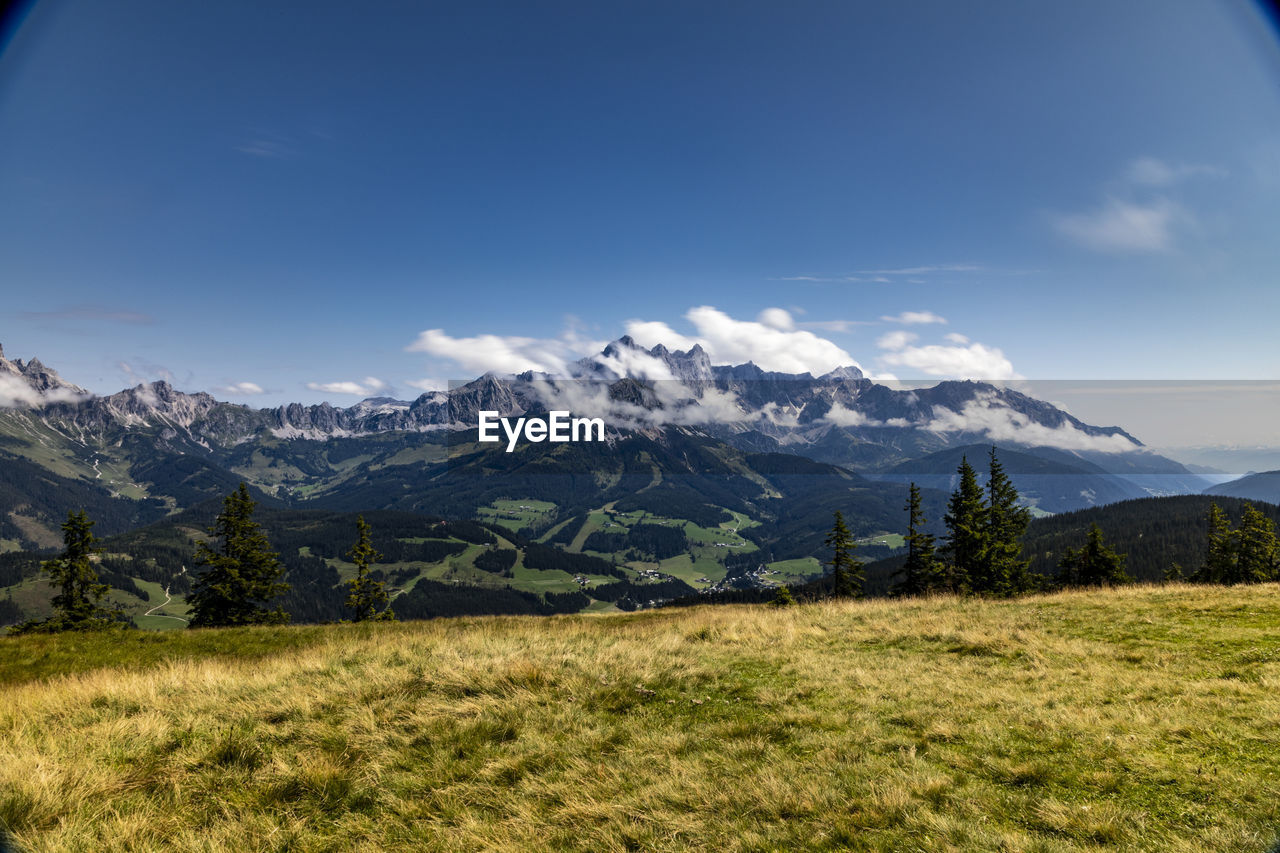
[3,584,1280,851]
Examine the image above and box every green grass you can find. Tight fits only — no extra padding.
[857,533,906,549]
[475,499,558,533]
[4,585,1280,851]
[765,556,824,585]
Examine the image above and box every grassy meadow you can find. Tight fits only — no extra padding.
[2,584,1280,851]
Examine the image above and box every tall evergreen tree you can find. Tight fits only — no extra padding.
[823,510,862,598]
[1194,502,1236,584]
[345,515,395,622]
[10,510,118,633]
[1057,522,1131,587]
[893,483,946,596]
[984,447,1032,595]
[1234,503,1278,584]
[942,457,986,593]
[188,483,290,628]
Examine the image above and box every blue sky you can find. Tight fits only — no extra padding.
[2,0,1279,439]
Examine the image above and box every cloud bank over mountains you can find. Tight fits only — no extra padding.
[407,305,1018,385]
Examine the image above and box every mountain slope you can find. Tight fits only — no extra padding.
[1204,470,1280,504]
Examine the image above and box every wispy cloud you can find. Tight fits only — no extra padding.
[119,360,176,385]
[769,275,892,283]
[235,135,296,159]
[880,311,947,325]
[306,377,389,396]
[215,381,265,396]
[20,304,154,325]
[798,319,876,333]
[406,378,448,393]
[856,264,985,275]
[876,330,919,350]
[1125,156,1226,187]
[1054,197,1183,253]
[1053,157,1222,254]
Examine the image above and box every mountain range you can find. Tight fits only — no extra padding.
[0,338,1209,544]
[0,338,1244,626]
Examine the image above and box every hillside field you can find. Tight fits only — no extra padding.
[2,584,1280,851]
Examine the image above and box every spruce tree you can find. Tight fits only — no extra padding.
[942,457,986,593]
[1234,503,1278,584]
[11,510,118,633]
[1194,502,1236,584]
[823,510,862,597]
[188,483,290,627]
[1058,522,1131,587]
[770,584,796,607]
[893,483,945,596]
[345,515,395,622]
[984,447,1032,595]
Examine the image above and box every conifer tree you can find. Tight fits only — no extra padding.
[984,447,1032,595]
[893,483,946,596]
[10,510,118,633]
[770,584,796,607]
[1234,503,1278,584]
[1057,522,1131,587]
[942,457,986,593]
[823,510,862,597]
[188,483,289,627]
[1194,502,1236,584]
[345,515,395,622]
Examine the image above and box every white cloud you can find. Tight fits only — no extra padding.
[876,330,919,351]
[406,329,584,376]
[306,377,388,396]
[944,333,970,345]
[926,392,1139,453]
[881,311,947,325]
[823,402,875,427]
[416,306,864,381]
[681,306,861,375]
[879,339,1019,380]
[406,378,448,393]
[757,307,795,331]
[1125,157,1225,187]
[799,319,875,333]
[620,321,700,353]
[215,381,265,396]
[0,374,87,408]
[1054,197,1183,253]
[857,264,984,275]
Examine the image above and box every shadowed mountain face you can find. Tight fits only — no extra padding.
[0,339,1205,550]
[1204,470,1280,504]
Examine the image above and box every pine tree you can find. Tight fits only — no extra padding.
[823,510,862,597]
[188,483,290,627]
[345,515,395,622]
[10,510,118,633]
[1057,522,1131,587]
[770,584,796,607]
[984,447,1032,595]
[1234,503,1278,584]
[942,457,986,593]
[1194,502,1236,584]
[893,483,945,596]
